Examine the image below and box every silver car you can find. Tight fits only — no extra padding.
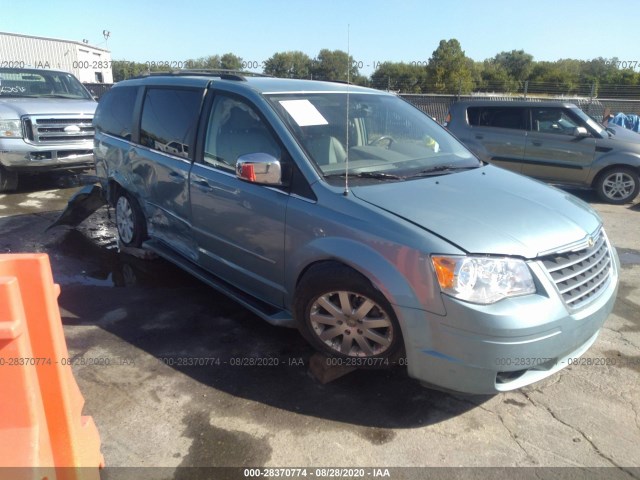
[445,100,640,204]
[90,73,619,394]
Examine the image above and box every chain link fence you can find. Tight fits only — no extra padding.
[83,83,113,99]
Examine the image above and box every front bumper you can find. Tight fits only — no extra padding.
[397,248,620,395]
[0,138,94,172]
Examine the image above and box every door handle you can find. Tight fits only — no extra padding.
[193,179,212,190]
[531,141,543,146]
[475,134,483,139]
[169,171,184,182]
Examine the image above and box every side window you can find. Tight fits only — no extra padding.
[531,108,579,135]
[140,88,202,159]
[204,96,281,170]
[467,106,526,130]
[94,86,137,140]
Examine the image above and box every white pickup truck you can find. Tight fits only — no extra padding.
[0,67,97,191]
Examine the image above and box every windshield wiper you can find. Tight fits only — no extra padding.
[0,94,38,98]
[409,164,478,178]
[39,94,81,99]
[325,171,403,180]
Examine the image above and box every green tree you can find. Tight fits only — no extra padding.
[183,53,242,70]
[220,53,243,70]
[112,60,164,82]
[311,49,359,82]
[426,39,474,94]
[476,60,518,92]
[370,62,428,93]
[185,55,221,69]
[492,50,534,82]
[529,59,582,94]
[263,51,312,78]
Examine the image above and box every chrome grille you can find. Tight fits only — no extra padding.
[542,230,611,308]
[23,115,94,144]
[541,230,612,309]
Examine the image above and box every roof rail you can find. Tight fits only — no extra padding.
[139,69,271,81]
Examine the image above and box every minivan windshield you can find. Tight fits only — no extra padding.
[266,92,479,182]
[0,68,92,100]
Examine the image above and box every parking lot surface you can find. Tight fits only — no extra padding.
[1,175,639,478]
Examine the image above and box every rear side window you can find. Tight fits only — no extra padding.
[94,86,137,140]
[467,106,526,130]
[140,88,202,159]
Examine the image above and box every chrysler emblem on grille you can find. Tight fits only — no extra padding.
[64,125,81,133]
[587,236,594,248]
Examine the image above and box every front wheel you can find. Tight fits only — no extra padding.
[595,167,640,204]
[294,263,402,359]
[115,191,147,248]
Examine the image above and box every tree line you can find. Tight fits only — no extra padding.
[111,39,640,97]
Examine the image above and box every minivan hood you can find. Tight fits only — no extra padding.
[0,97,96,118]
[351,165,601,258]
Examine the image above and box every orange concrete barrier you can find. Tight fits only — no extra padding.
[0,254,104,479]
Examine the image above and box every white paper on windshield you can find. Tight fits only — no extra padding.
[279,99,328,127]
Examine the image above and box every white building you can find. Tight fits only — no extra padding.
[0,31,113,83]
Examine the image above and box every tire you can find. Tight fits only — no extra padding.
[115,190,147,248]
[595,167,640,205]
[0,166,18,193]
[294,262,402,359]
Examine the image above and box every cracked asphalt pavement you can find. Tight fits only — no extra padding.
[0,174,639,478]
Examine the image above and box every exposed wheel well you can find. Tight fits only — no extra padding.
[296,259,362,289]
[107,179,123,206]
[294,259,392,306]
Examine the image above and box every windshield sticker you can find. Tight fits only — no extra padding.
[279,99,328,127]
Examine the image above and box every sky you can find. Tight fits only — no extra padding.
[1,0,637,76]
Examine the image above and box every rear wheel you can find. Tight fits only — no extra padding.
[294,263,402,360]
[0,166,18,193]
[595,167,640,204]
[115,190,147,248]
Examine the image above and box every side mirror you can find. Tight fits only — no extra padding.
[236,153,283,186]
[574,126,589,137]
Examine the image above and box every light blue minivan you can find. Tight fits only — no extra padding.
[90,72,619,394]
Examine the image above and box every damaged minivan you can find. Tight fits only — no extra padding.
[82,72,618,394]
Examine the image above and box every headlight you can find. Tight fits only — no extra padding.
[0,119,22,138]
[431,255,535,304]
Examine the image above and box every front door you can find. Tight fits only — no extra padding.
[189,93,289,307]
[523,107,596,184]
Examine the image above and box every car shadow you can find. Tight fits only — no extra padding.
[51,227,488,429]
